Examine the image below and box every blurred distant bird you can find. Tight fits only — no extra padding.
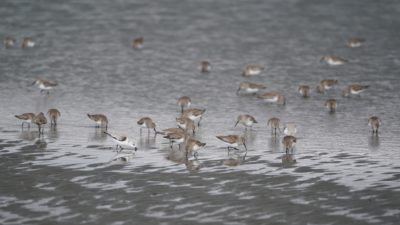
[22,37,35,48]
[87,114,108,129]
[267,117,281,135]
[346,37,365,48]
[342,84,369,97]
[3,37,15,48]
[368,116,381,135]
[182,108,206,127]
[258,92,286,105]
[235,114,257,130]
[178,96,191,113]
[237,82,266,95]
[320,55,347,66]
[132,37,144,49]
[242,64,264,76]
[47,109,61,126]
[316,79,338,94]
[15,113,35,129]
[298,85,310,98]
[199,61,211,73]
[32,79,58,94]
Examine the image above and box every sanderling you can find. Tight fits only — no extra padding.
[325,99,337,113]
[267,117,281,135]
[368,116,381,135]
[178,96,191,113]
[316,79,338,94]
[22,37,35,48]
[132,37,143,49]
[298,85,310,98]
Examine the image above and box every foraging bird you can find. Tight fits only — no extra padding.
[87,114,108,129]
[267,117,281,135]
[32,79,58,94]
[237,82,266,95]
[342,84,369,97]
[137,117,157,135]
[15,113,35,129]
[325,99,337,113]
[298,85,310,98]
[235,114,257,130]
[368,116,381,135]
[104,131,137,151]
[34,112,47,134]
[132,37,143,49]
[185,137,206,159]
[216,135,247,151]
[178,96,191,113]
[282,135,296,154]
[47,109,61,126]
[182,108,206,127]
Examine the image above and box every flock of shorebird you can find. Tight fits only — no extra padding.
[10,36,382,162]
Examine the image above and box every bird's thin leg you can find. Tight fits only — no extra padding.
[194,152,198,160]
[198,117,202,127]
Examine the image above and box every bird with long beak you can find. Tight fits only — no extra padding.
[104,131,138,152]
[234,114,257,130]
[137,117,157,135]
[15,113,36,129]
[216,135,247,152]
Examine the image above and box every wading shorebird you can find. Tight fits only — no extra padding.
[258,92,286,105]
[104,131,137,152]
[199,61,211,73]
[137,117,157,135]
[267,117,281,135]
[176,117,196,135]
[182,108,206,127]
[3,37,15,48]
[325,99,337,113]
[282,135,296,154]
[234,114,258,130]
[47,109,61,126]
[132,37,143,49]
[342,84,369,97]
[34,112,47,134]
[32,79,58,94]
[15,113,35,129]
[22,37,35,48]
[320,55,348,66]
[242,64,264,76]
[216,135,247,152]
[368,116,381,135]
[185,137,206,159]
[178,96,191,113]
[237,81,266,95]
[298,85,310,98]
[316,79,338,94]
[346,37,365,48]
[87,114,108,129]
[163,132,188,150]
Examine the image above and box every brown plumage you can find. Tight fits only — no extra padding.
[178,96,191,113]
[47,109,61,125]
[342,84,369,97]
[267,117,281,135]
[325,99,337,113]
[132,37,143,49]
[216,135,247,151]
[368,116,381,135]
[182,108,206,127]
[22,37,35,48]
[3,37,15,48]
[242,64,264,76]
[316,79,338,94]
[137,117,157,135]
[15,113,36,128]
[163,132,188,149]
[199,61,211,73]
[235,114,258,130]
[237,82,266,94]
[176,117,196,135]
[298,85,310,97]
[346,37,365,48]
[320,55,347,65]
[282,135,296,154]
[185,137,206,159]
[34,112,47,134]
[87,114,108,129]
[258,92,286,105]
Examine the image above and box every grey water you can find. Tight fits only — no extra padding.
[1,0,400,224]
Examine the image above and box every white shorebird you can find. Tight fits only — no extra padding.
[104,131,137,152]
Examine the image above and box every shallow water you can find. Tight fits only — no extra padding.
[1,0,400,224]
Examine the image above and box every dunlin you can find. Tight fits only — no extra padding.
[34,112,47,134]
[325,99,337,113]
[237,82,266,94]
[137,117,157,135]
[216,135,247,151]
[163,132,188,149]
[258,92,286,105]
[104,131,137,151]
[182,108,206,127]
[199,61,211,73]
[15,113,35,128]
[3,37,15,48]
[342,84,369,97]
[47,109,61,126]
[32,79,58,94]
[346,37,365,48]
[267,117,281,134]
[320,55,347,65]
[368,116,381,135]
[178,96,191,113]
[235,114,257,130]
[158,127,185,136]
[316,79,338,94]
[283,123,297,136]
[185,137,206,159]
[242,64,264,76]
[176,117,196,135]
[298,85,310,97]
[22,37,35,48]
[132,37,143,49]
[87,114,108,129]
[282,135,296,154]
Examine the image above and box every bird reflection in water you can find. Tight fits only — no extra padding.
[223,151,247,167]
[138,135,156,150]
[48,125,60,141]
[269,135,281,153]
[368,135,380,150]
[281,154,296,167]
[185,159,202,171]
[89,127,107,142]
[108,153,134,165]
[18,130,36,141]
[34,137,47,150]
